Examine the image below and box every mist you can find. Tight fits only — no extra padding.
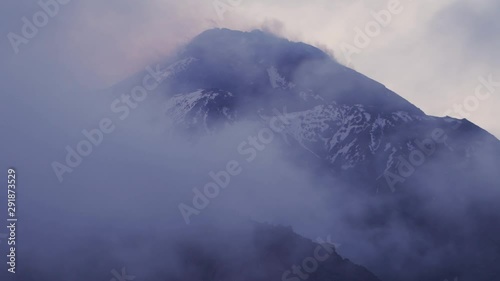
[1,1,499,281]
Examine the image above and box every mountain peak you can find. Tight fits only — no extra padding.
[184,28,329,65]
[105,28,500,281]
[164,28,425,117]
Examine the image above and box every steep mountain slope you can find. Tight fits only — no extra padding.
[160,29,499,192]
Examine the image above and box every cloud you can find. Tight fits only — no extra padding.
[5,0,498,136]
[0,2,498,279]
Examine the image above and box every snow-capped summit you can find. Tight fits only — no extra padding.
[158,29,498,192]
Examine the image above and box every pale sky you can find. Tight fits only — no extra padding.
[1,0,499,137]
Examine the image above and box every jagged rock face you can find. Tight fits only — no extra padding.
[114,29,500,281]
[18,221,382,281]
[169,223,382,281]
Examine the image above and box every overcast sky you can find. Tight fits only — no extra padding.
[1,0,499,137]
